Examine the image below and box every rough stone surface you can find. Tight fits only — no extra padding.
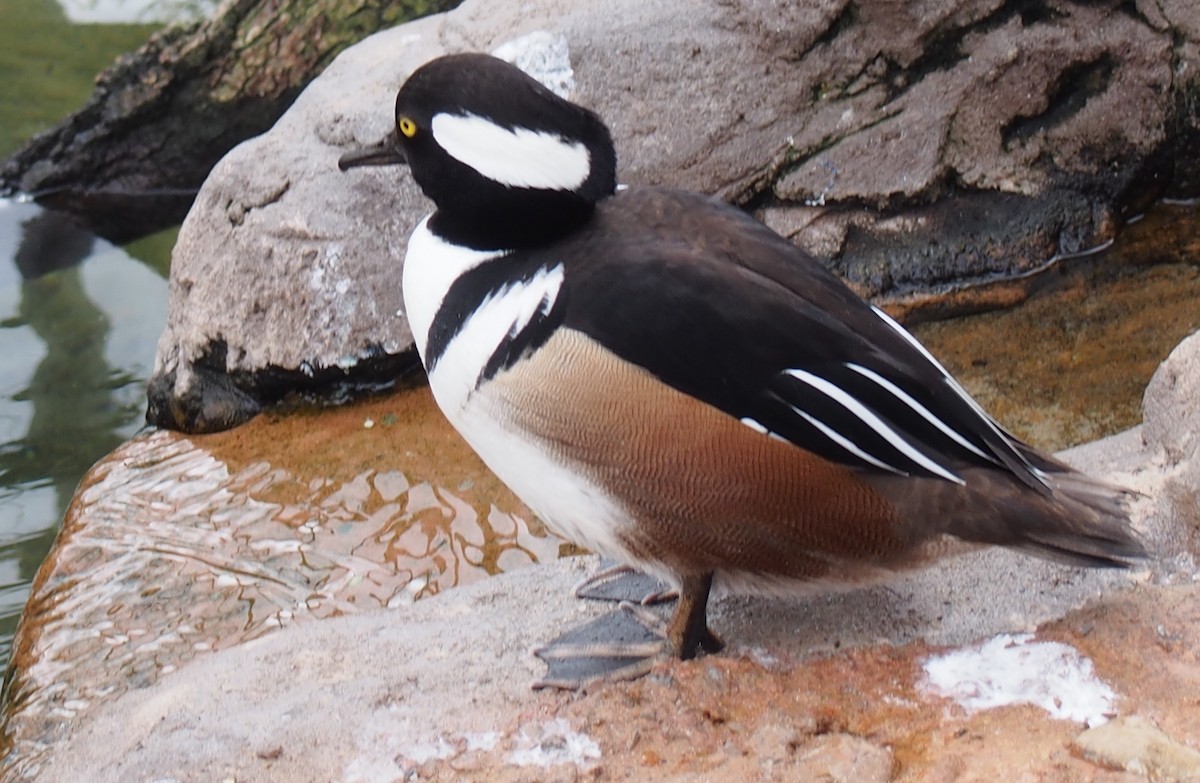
[1141,333,1200,556]
[1144,333,1200,466]
[10,331,1200,782]
[146,0,1200,433]
[16,545,1200,783]
[1074,716,1200,782]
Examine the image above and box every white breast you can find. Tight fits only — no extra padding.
[401,221,650,577]
[401,215,507,360]
[448,388,649,576]
[402,216,568,413]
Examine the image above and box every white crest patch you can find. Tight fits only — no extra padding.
[427,264,565,413]
[431,113,591,191]
[402,216,508,359]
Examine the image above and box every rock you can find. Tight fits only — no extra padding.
[145,15,446,432]
[15,545,1200,782]
[1073,716,1200,782]
[1144,331,1200,466]
[146,0,1200,432]
[1141,331,1200,556]
[9,327,1200,780]
[793,734,896,782]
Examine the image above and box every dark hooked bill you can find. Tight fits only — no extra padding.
[338,131,407,171]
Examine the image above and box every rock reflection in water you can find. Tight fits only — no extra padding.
[0,201,166,671]
[1,390,559,777]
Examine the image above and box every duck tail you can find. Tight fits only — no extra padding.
[866,458,1147,570]
[1013,466,1146,568]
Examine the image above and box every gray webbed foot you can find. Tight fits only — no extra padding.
[572,560,676,605]
[532,603,668,689]
[532,568,722,689]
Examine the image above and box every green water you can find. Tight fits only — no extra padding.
[0,0,159,158]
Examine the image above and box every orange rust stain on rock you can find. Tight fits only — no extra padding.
[491,584,1200,782]
[198,384,531,517]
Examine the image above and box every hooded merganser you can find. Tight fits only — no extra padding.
[340,53,1143,687]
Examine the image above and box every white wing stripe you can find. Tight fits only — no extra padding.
[845,363,993,461]
[784,368,965,485]
[741,417,795,445]
[789,407,907,476]
[739,417,768,434]
[870,305,1008,439]
[869,305,1048,488]
[870,306,953,379]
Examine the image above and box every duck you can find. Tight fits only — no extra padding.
[339,52,1144,688]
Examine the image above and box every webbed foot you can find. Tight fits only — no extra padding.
[532,570,722,689]
[532,603,668,689]
[572,560,675,605]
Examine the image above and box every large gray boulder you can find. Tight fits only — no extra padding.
[146,0,1200,432]
[19,331,1200,782]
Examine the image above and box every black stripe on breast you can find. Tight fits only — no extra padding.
[424,255,568,388]
[478,277,568,385]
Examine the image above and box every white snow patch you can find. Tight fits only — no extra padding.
[922,633,1116,727]
[506,718,601,768]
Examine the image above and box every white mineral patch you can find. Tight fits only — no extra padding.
[492,32,575,98]
[401,736,458,764]
[506,718,601,768]
[922,633,1116,727]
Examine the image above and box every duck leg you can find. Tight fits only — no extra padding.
[664,572,724,658]
[532,571,722,689]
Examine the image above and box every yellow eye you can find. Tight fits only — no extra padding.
[399,117,417,138]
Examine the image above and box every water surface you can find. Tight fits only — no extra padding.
[909,202,1200,451]
[0,200,168,666]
